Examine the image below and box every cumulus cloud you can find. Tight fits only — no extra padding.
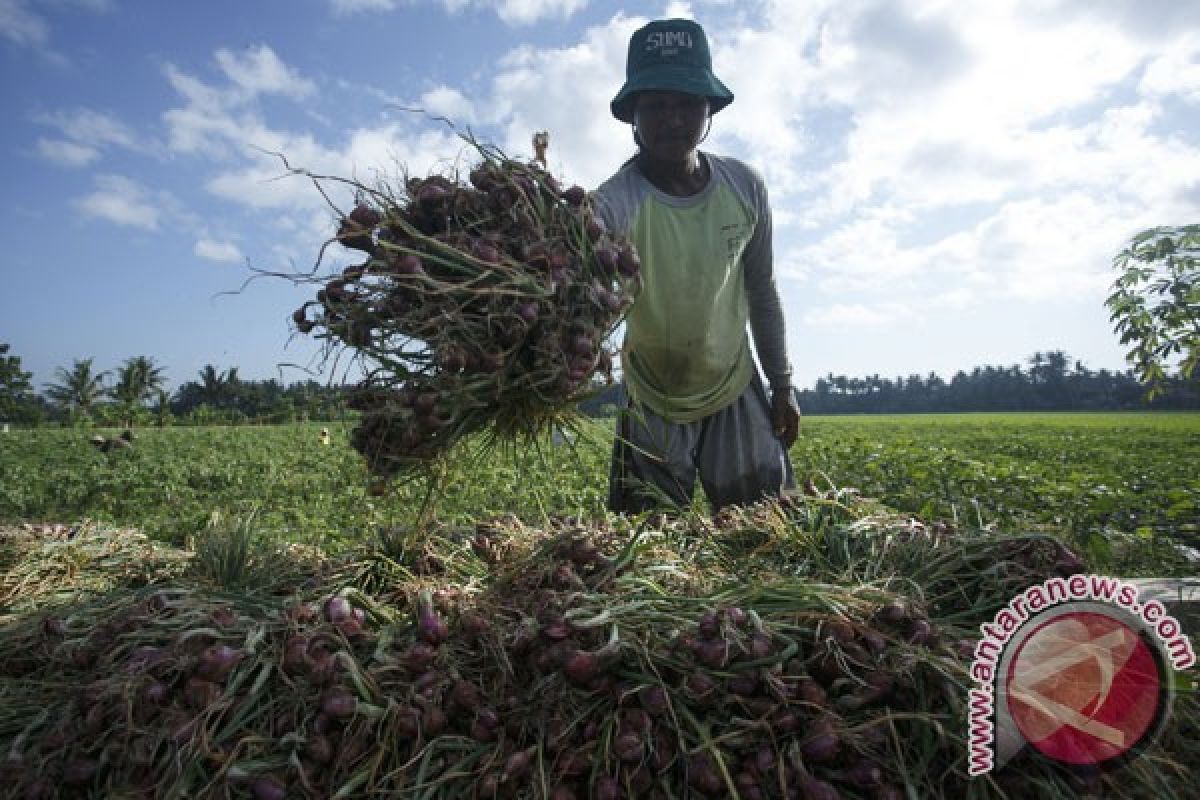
[155,2,1200,338]
[194,238,244,263]
[76,175,162,229]
[328,0,588,25]
[215,45,316,101]
[419,86,477,125]
[1138,32,1200,101]
[493,0,589,26]
[483,13,642,187]
[683,0,1200,338]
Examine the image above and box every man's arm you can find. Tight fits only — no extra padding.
[740,165,801,445]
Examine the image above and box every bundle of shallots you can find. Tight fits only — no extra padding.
[291,143,640,485]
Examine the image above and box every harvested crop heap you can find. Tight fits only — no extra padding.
[2,502,1196,799]
[290,145,639,484]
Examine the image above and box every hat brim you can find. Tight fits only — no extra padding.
[610,64,733,124]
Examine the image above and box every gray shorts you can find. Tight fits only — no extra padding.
[607,374,796,513]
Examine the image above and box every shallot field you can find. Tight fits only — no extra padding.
[2,413,1196,576]
[0,412,1197,799]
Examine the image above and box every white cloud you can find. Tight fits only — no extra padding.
[803,302,909,328]
[32,108,139,165]
[329,0,395,13]
[76,174,161,230]
[214,44,317,101]
[484,13,643,187]
[419,86,476,125]
[494,0,589,26]
[0,0,47,47]
[194,238,244,263]
[156,2,1200,339]
[1139,32,1200,101]
[327,0,588,25]
[36,137,97,166]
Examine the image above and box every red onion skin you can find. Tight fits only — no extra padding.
[504,747,536,780]
[797,772,841,800]
[450,680,480,711]
[840,759,884,789]
[614,732,643,763]
[251,776,287,800]
[422,706,447,736]
[687,754,725,795]
[875,601,908,626]
[769,710,801,735]
[142,680,170,705]
[195,644,241,682]
[908,619,936,646]
[685,672,718,705]
[395,707,420,738]
[415,592,448,647]
[594,776,623,800]
[800,730,841,764]
[324,596,352,624]
[694,637,730,669]
[638,685,669,716]
[728,674,759,696]
[320,689,357,719]
[404,642,437,672]
[558,749,593,777]
[470,720,498,743]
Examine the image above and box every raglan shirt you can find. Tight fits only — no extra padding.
[591,152,792,423]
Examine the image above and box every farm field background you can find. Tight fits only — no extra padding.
[2,411,1196,577]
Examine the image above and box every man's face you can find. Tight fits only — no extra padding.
[634,90,709,163]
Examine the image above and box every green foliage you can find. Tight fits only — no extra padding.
[188,509,280,590]
[111,355,167,426]
[796,413,1199,576]
[1107,224,1200,399]
[0,415,1195,577]
[0,343,40,425]
[43,357,109,419]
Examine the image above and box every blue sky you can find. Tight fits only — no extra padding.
[2,0,1198,394]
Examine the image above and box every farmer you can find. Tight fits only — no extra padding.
[592,17,800,514]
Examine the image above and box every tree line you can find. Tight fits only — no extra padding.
[795,350,1200,414]
[0,347,347,427]
[2,344,1197,428]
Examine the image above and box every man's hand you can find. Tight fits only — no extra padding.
[770,387,801,448]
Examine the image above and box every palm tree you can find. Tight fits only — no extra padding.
[197,365,239,409]
[45,358,108,419]
[113,356,167,414]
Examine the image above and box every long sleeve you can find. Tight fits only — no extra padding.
[741,172,793,390]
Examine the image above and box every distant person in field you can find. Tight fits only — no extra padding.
[591,18,800,513]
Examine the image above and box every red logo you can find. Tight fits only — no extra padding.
[1004,611,1166,767]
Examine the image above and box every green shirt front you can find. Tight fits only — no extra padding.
[592,153,791,422]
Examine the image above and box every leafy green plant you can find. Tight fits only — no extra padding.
[1106,224,1200,399]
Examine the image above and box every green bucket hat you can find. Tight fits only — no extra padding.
[610,18,734,124]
